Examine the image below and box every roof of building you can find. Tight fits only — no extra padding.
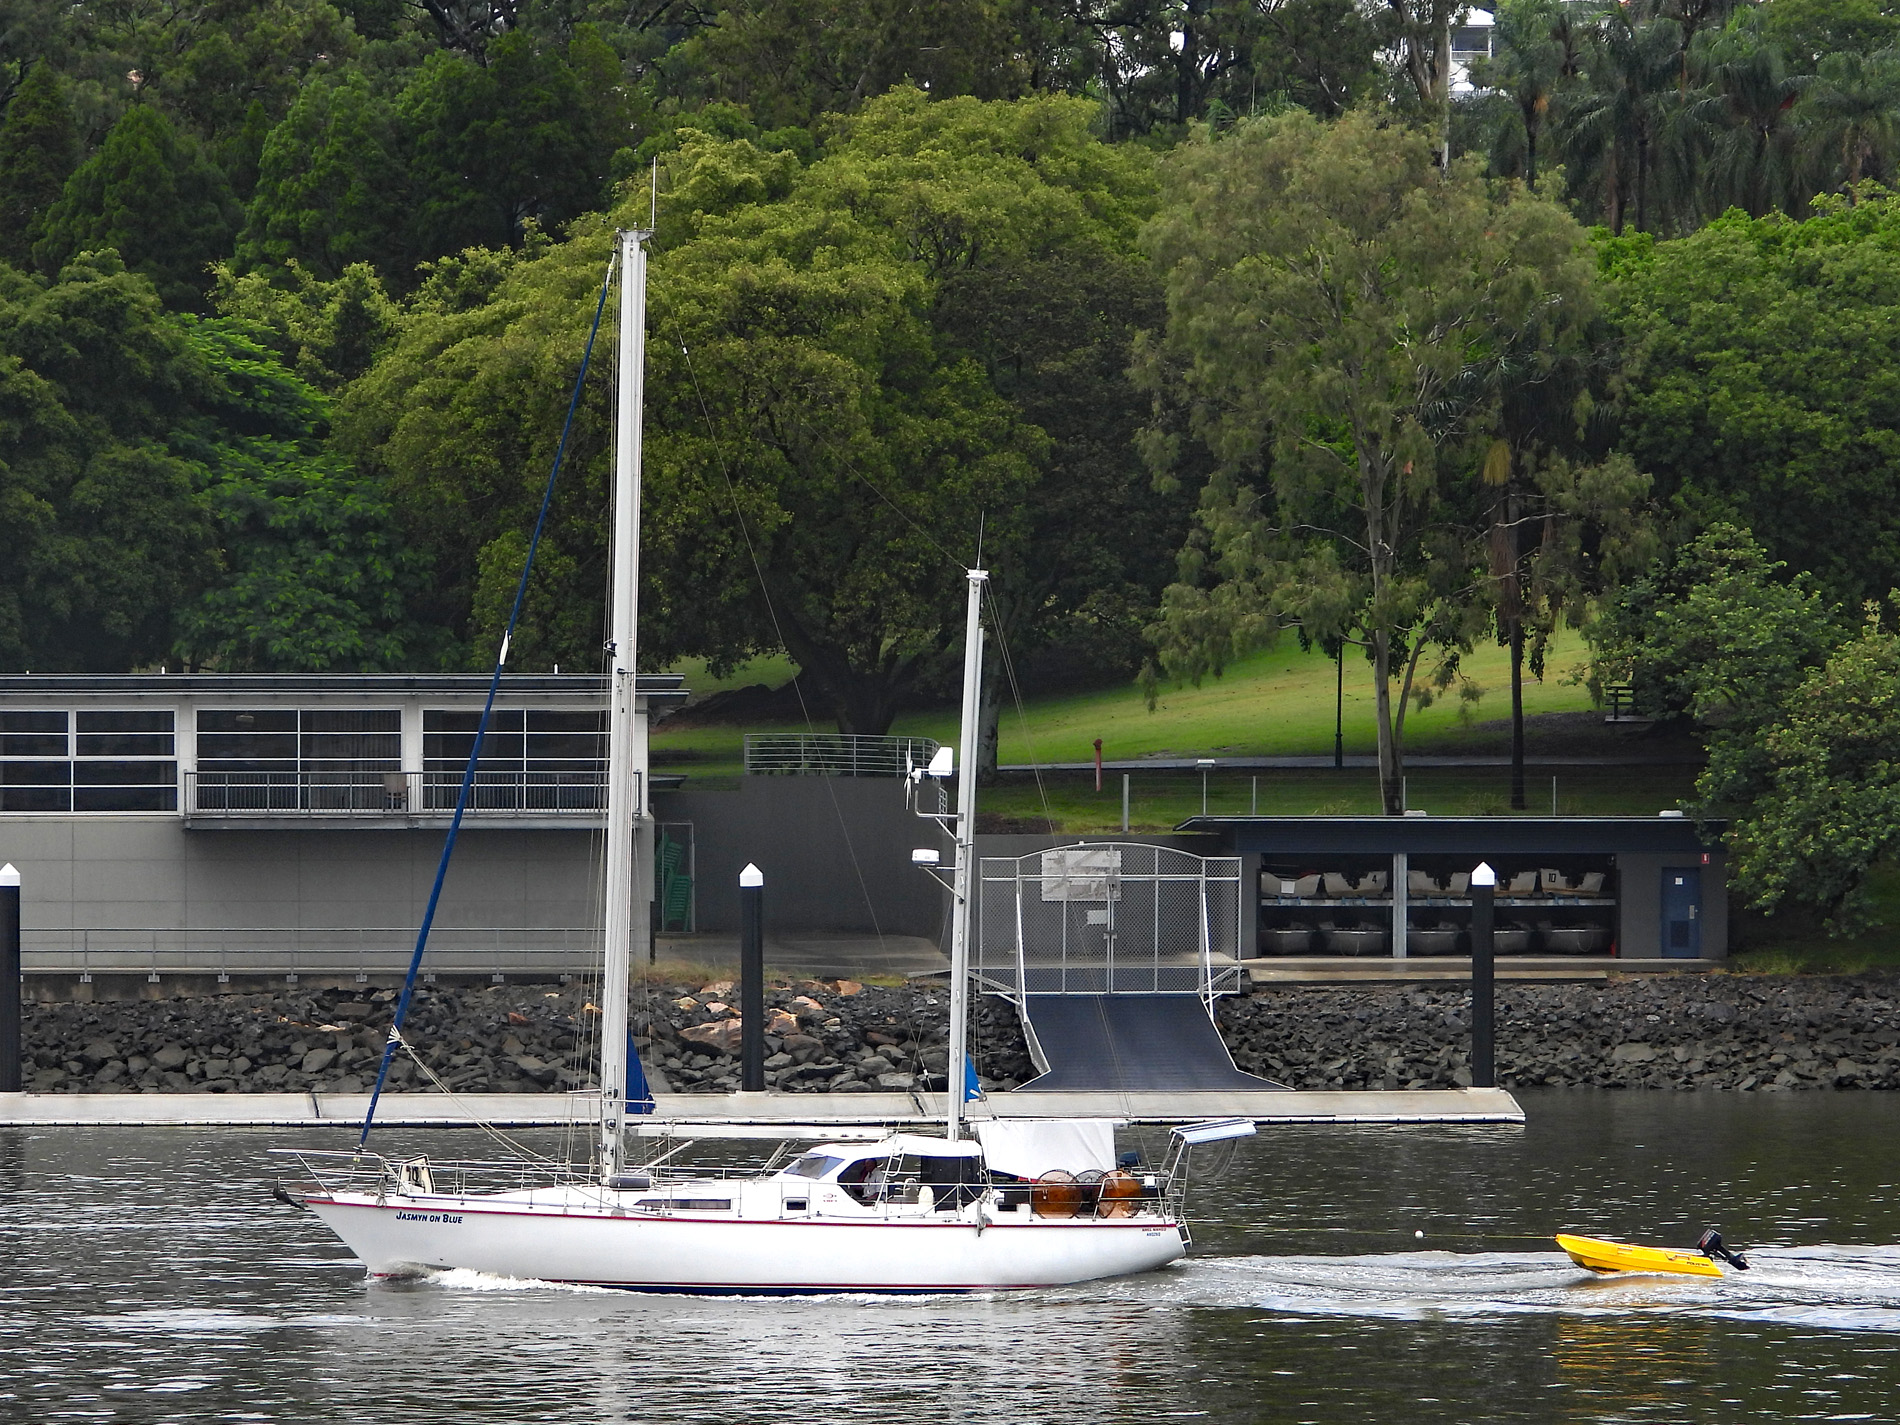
[1175,814,1724,856]
[0,673,688,703]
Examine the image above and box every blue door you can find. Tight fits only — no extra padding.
[1661,868,1701,958]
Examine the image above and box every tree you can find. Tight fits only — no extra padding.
[1725,608,1900,936]
[679,0,1031,131]
[0,61,76,270]
[1588,521,1843,812]
[1474,0,1583,191]
[169,317,430,671]
[1138,107,1598,814]
[344,91,1152,728]
[1603,198,1900,605]
[1693,30,1810,220]
[1758,0,1900,70]
[398,30,622,258]
[33,103,240,309]
[0,252,219,669]
[237,73,410,281]
[1799,47,1900,194]
[1561,8,1683,234]
[212,259,400,390]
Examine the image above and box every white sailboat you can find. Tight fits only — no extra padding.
[274,226,1244,1293]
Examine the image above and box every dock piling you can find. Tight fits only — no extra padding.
[1,864,19,1093]
[739,863,765,1093]
[1469,861,1496,1089]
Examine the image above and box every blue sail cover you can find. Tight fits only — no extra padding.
[628,1032,655,1114]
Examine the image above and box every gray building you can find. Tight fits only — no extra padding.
[1178,814,1728,961]
[0,674,681,981]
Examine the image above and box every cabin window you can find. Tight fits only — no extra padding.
[782,1153,847,1179]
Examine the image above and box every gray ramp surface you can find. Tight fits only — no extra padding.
[1017,995,1285,1092]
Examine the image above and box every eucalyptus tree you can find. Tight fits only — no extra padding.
[1138,107,1597,815]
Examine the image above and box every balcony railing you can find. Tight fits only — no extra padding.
[185,769,615,820]
[743,734,941,778]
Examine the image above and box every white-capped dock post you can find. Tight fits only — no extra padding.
[945,568,986,1143]
[1,864,18,1093]
[739,863,765,1092]
[1470,861,1496,1088]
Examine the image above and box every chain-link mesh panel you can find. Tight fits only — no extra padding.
[977,844,1242,1000]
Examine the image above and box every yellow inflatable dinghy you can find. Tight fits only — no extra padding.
[1555,1233,1725,1278]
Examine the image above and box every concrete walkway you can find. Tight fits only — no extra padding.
[0,1085,1521,1128]
[1241,955,1719,984]
[1007,755,1700,772]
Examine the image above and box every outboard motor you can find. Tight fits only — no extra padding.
[1697,1227,1749,1271]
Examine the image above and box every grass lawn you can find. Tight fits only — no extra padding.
[657,635,1606,779]
[1728,863,1900,975]
[972,762,1700,831]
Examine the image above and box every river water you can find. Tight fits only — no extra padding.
[4,1090,1899,1424]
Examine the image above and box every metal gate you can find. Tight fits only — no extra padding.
[976,844,1244,1010]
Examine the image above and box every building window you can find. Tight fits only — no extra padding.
[195,709,400,810]
[423,709,605,809]
[0,710,178,811]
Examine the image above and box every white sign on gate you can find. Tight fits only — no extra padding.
[1039,846,1122,902]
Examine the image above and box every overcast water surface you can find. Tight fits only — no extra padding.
[4,1089,1900,1423]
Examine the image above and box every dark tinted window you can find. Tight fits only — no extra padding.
[76,710,172,733]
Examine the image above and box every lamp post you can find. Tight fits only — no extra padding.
[1334,645,1345,770]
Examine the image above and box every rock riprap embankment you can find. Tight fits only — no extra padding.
[1220,973,1900,1090]
[16,971,1900,1093]
[15,978,1034,1096]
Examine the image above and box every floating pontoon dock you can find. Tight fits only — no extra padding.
[0,1086,1522,1129]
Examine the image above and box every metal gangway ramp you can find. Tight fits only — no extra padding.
[977,844,1281,1093]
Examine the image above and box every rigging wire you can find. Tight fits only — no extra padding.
[358,248,619,1151]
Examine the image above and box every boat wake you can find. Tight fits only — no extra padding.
[1113,1246,1900,1332]
[404,1268,618,1295]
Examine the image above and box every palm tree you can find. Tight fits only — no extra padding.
[1693,32,1811,218]
[1562,10,1681,233]
[1799,48,1900,197]
[1477,0,1584,190]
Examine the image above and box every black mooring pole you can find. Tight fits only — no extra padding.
[1469,861,1496,1089]
[1,863,20,1094]
[739,863,765,1092]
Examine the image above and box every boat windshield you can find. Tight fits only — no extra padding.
[781,1153,849,1180]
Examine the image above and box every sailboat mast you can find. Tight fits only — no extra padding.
[945,567,987,1142]
[600,227,650,1176]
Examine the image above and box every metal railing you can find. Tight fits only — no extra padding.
[977,844,1246,1008]
[743,734,941,778]
[22,925,601,980]
[185,769,615,819]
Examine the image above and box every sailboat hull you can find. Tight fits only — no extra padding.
[305,1191,1187,1293]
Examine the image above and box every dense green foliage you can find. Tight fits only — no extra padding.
[5,1,1900,916]
[1138,108,1600,813]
